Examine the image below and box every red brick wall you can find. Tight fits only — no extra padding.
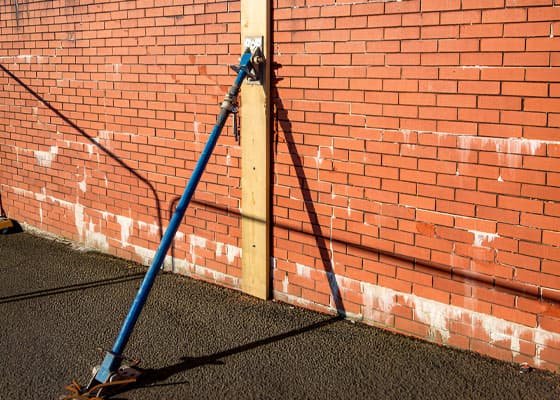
[271,0,560,371]
[1,0,559,371]
[0,0,244,286]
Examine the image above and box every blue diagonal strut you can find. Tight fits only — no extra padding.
[89,48,256,387]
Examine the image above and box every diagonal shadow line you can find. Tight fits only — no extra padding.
[0,272,145,305]
[0,63,164,240]
[145,196,560,306]
[267,7,343,313]
[270,73,346,316]
[114,316,343,394]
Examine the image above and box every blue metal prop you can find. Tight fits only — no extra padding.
[88,48,257,388]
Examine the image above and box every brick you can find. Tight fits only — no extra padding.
[520,242,560,262]
[413,284,450,303]
[521,213,560,231]
[478,96,521,110]
[403,12,439,27]
[499,196,543,214]
[504,52,550,66]
[471,261,514,279]
[459,81,500,95]
[451,294,492,314]
[418,184,455,201]
[471,340,513,363]
[395,316,430,338]
[440,9,482,25]
[378,275,412,293]
[483,8,527,23]
[461,24,503,38]
[5,0,560,373]
[528,6,560,21]
[422,0,460,12]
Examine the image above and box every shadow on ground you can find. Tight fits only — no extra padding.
[0,232,558,400]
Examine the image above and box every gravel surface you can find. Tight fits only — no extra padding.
[1,231,559,399]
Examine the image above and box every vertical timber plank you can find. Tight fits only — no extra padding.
[240,1,270,299]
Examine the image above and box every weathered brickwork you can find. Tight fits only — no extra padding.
[0,0,244,287]
[1,0,559,371]
[271,0,560,371]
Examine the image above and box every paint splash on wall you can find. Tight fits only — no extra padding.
[469,230,499,247]
[34,146,58,167]
[276,261,560,369]
[116,215,133,247]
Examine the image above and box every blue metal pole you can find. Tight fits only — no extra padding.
[91,50,254,386]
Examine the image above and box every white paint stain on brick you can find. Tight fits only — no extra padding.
[282,274,289,293]
[476,314,521,353]
[400,129,413,143]
[458,136,549,156]
[98,130,112,140]
[137,221,159,238]
[225,244,241,264]
[116,215,133,247]
[296,263,312,279]
[361,281,560,367]
[132,245,155,266]
[131,245,240,287]
[414,296,464,342]
[11,186,28,197]
[313,147,324,168]
[469,230,499,247]
[276,261,560,368]
[215,242,224,257]
[9,186,72,210]
[96,130,112,148]
[84,220,109,252]
[85,143,95,156]
[35,187,47,202]
[362,282,395,314]
[47,195,74,209]
[34,145,58,167]
[504,138,543,156]
[18,55,33,63]
[9,192,237,286]
[74,202,85,238]
[193,113,200,142]
[189,234,207,265]
[78,166,87,192]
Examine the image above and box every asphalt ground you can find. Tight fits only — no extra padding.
[1,231,559,399]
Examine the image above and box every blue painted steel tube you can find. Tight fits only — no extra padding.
[91,50,253,386]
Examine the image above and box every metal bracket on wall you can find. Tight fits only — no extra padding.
[244,36,264,85]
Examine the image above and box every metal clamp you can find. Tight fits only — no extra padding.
[243,36,265,84]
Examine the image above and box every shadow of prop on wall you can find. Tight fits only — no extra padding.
[0,63,165,241]
[271,64,347,317]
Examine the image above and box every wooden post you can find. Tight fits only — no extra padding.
[240,1,270,299]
